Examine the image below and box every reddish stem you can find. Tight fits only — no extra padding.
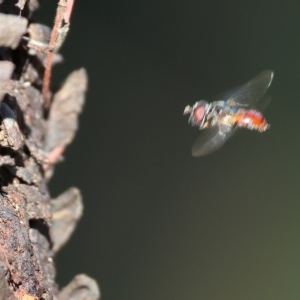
[42,0,74,107]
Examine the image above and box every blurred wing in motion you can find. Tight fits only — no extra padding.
[218,70,274,109]
[226,70,273,108]
[254,95,271,112]
[191,127,236,157]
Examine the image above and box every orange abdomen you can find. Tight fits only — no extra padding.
[233,110,269,132]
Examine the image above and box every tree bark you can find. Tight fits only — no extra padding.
[0,1,99,299]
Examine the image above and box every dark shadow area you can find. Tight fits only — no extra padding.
[29,219,52,248]
[37,1,300,300]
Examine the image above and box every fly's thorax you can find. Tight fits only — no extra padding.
[208,103,236,125]
[213,114,236,129]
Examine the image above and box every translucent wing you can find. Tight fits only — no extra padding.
[192,127,236,157]
[255,95,271,112]
[224,70,274,108]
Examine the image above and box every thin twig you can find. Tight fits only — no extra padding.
[64,0,74,23]
[42,0,74,107]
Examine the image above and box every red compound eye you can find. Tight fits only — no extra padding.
[193,105,205,124]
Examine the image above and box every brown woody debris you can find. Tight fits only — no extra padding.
[44,68,87,154]
[58,274,100,300]
[51,188,83,252]
[0,14,27,49]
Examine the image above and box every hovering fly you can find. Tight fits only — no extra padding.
[184,70,273,157]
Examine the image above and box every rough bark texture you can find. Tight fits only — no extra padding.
[0,1,100,299]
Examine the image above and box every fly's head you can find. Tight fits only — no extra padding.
[183,100,210,129]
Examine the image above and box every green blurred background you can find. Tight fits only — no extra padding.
[39,1,300,299]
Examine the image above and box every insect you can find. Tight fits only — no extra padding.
[183,70,274,157]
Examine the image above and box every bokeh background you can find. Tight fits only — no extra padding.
[38,1,300,299]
